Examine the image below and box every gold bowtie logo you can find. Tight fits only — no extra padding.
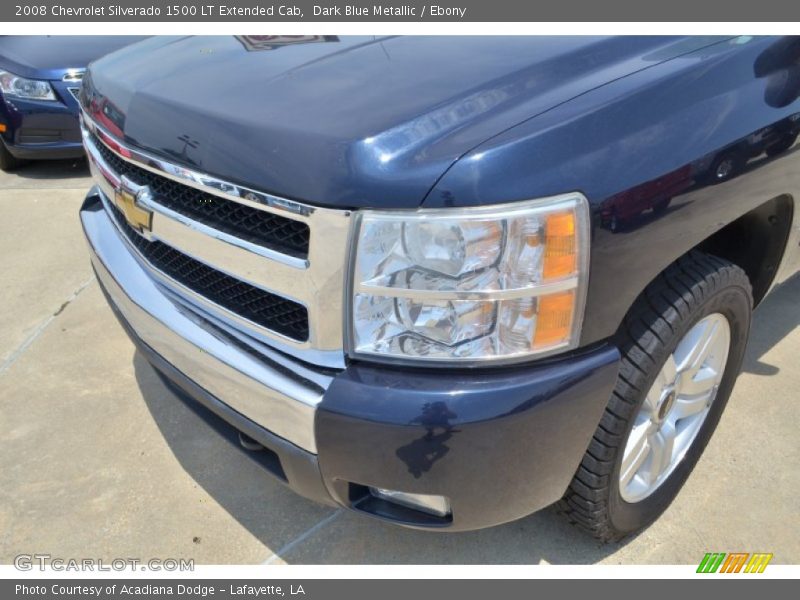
[114,176,153,233]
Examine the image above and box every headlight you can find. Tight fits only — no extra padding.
[0,70,56,101]
[348,193,590,365]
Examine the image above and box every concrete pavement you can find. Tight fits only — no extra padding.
[1,159,798,565]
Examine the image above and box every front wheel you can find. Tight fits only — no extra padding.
[709,152,744,183]
[559,251,752,541]
[765,133,798,157]
[652,198,671,215]
[0,141,22,171]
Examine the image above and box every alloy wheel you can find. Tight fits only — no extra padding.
[619,313,731,503]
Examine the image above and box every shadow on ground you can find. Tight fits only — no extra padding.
[132,353,334,560]
[743,273,800,376]
[6,157,89,181]
[134,360,630,564]
[134,275,798,564]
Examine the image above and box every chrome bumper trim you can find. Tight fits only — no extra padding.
[81,192,330,453]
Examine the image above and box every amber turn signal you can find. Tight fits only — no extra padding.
[534,290,576,347]
[543,211,578,280]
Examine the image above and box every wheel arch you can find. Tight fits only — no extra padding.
[603,193,794,346]
[694,193,794,305]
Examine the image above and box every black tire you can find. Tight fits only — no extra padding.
[765,133,798,157]
[0,141,22,171]
[708,152,744,183]
[652,198,671,215]
[559,251,752,541]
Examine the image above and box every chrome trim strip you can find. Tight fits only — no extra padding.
[81,194,327,453]
[94,177,346,369]
[81,113,352,368]
[62,69,85,82]
[140,193,310,270]
[82,111,315,218]
[82,124,309,269]
[356,277,578,301]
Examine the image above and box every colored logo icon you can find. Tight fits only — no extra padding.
[697,552,773,573]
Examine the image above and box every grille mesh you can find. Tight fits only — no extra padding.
[107,203,309,342]
[90,132,310,258]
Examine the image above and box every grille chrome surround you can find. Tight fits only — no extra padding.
[89,130,311,258]
[82,112,352,368]
[81,199,329,453]
[107,202,310,341]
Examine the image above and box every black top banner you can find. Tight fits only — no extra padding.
[3,0,800,21]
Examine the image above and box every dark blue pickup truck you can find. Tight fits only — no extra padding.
[78,35,800,539]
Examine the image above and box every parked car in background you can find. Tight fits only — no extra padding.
[0,36,147,170]
[79,35,800,539]
[699,113,800,183]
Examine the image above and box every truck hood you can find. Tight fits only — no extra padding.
[0,36,149,80]
[83,35,726,209]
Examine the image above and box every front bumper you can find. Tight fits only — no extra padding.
[81,189,620,531]
[1,94,84,160]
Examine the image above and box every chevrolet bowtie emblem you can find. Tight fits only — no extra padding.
[114,175,153,234]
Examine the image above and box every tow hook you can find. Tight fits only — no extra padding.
[238,431,265,452]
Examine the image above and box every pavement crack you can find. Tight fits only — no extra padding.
[0,276,95,377]
[53,299,71,317]
[261,510,343,565]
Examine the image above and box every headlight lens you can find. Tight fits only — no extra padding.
[0,70,56,101]
[349,193,590,365]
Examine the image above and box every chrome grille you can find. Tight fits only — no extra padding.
[89,131,311,258]
[107,203,310,341]
[82,112,352,369]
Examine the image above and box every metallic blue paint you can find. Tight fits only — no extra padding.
[81,35,727,207]
[317,344,620,530]
[82,34,800,350]
[80,35,800,529]
[425,36,800,345]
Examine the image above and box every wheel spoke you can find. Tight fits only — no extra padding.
[670,393,712,420]
[675,318,719,375]
[646,424,676,484]
[679,366,719,397]
[661,354,678,385]
[620,427,650,487]
[642,385,660,415]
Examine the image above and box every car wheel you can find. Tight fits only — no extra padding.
[559,251,752,541]
[0,142,22,171]
[652,198,671,215]
[765,133,798,157]
[709,153,743,183]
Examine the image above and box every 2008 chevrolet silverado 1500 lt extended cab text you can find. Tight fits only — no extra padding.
[78,35,800,539]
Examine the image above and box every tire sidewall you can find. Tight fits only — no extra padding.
[0,141,18,171]
[607,282,752,534]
